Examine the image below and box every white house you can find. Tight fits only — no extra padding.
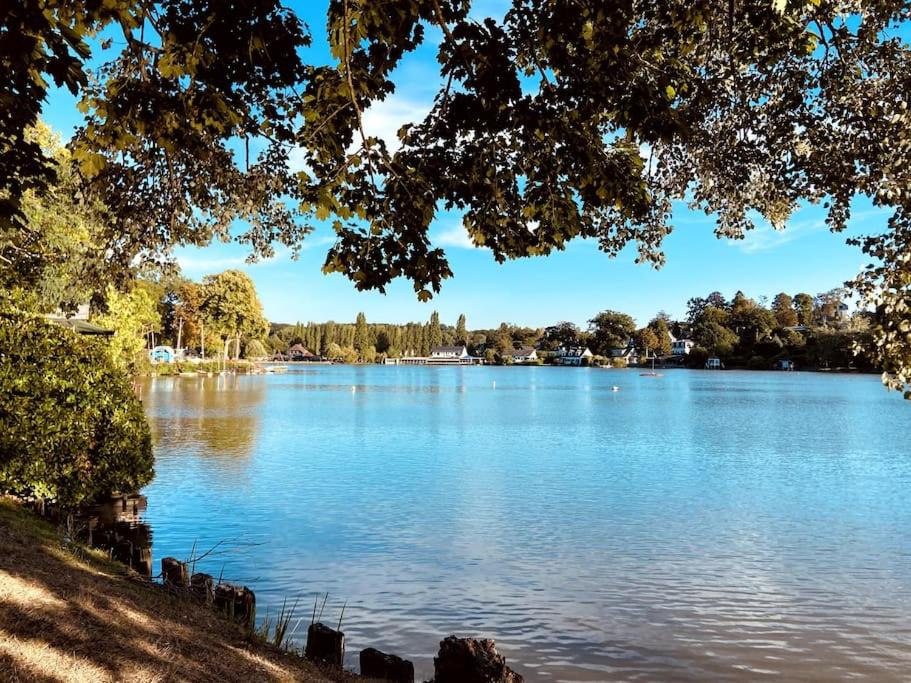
[610,345,639,365]
[554,346,593,366]
[430,345,469,359]
[671,339,695,356]
[509,347,538,364]
[391,344,479,365]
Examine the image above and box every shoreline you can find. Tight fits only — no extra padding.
[0,498,524,683]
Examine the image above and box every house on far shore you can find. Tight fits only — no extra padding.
[509,347,538,364]
[610,345,639,366]
[705,357,723,370]
[389,344,481,365]
[776,358,795,371]
[287,344,317,361]
[554,346,593,366]
[430,345,469,359]
[672,339,695,356]
[44,304,114,337]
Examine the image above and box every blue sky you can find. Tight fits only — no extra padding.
[41,1,891,329]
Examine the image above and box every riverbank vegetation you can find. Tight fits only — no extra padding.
[114,265,874,373]
[0,499,350,682]
[0,314,152,508]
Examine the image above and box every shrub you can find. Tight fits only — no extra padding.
[686,346,710,368]
[0,313,153,507]
[748,355,769,370]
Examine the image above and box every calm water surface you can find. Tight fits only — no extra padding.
[140,367,911,681]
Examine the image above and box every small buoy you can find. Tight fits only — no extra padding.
[492,381,496,389]
[351,385,356,392]
[611,385,620,392]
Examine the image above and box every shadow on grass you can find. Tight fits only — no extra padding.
[0,501,344,683]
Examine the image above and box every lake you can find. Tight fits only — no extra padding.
[139,366,911,681]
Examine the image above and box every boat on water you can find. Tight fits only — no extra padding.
[639,358,664,378]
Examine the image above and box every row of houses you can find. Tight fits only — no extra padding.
[384,345,599,366]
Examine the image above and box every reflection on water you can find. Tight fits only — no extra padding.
[141,374,265,459]
[140,368,911,681]
[83,493,153,575]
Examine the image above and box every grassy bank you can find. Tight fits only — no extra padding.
[0,500,355,682]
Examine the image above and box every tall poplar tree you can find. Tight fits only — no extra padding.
[429,311,443,350]
[455,314,467,344]
[354,312,369,361]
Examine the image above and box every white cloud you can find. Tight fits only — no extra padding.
[732,206,893,254]
[359,96,432,153]
[299,234,337,251]
[433,223,477,249]
[288,94,432,174]
[175,245,283,273]
[287,146,311,175]
[733,218,826,254]
[175,254,248,271]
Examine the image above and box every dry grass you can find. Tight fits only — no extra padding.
[0,499,359,683]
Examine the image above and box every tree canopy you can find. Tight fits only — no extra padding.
[588,310,637,355]
[3,0,911,394]
[200,269,269,361]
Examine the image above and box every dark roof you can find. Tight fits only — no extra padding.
[512,347,536,356]
[431,345,465,354]
[288,344,314,355]
[46,318,114,336]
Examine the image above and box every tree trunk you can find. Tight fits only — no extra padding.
[223,338,230,372]
[235,335,241,360]
[176,317,183,354]
[201,320,205,359]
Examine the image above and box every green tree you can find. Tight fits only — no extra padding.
[354,312,369,361]
[455,314,467,344]
[771,293,798,327]
[93,282,160,372]
[541,322,580,351]
[814,289,846,327]
[429,310,443,350]
[200,270,268,367]
[647,317,672,356]
[3,123,113,312]
[244,339,268,359]
[793,293,814,326]
[326,342,343,360]
[634,327,659,360]
[0,313,153,506]
[163,278,204,352]
[588,310,636,356]
[692,321,739,357]
[495,323,514,356]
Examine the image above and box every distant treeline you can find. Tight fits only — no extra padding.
[83,265,877,372]
[266,287,876,371]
